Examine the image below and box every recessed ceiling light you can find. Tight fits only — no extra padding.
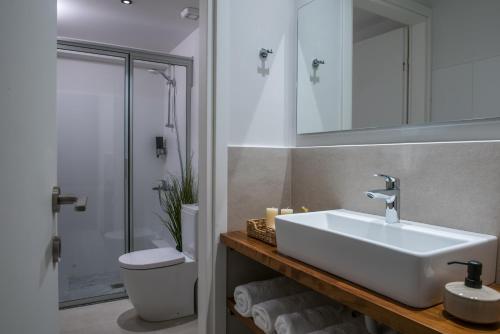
[121,0,133,5]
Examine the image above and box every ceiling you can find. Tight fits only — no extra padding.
[354,7,402,32]
[57,0,199,53]
[353,7,406,43]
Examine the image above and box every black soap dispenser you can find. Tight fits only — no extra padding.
[444,260,500,324]
[155,136,166,158]
[448,260,483,288]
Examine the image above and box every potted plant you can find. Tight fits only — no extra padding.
[156,158,197,252]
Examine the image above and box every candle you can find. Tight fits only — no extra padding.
[281,208,294,215]
[266,207,279,228]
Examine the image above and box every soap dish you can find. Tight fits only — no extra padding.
[247,219,276,246]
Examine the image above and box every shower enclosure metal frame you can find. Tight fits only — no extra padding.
[57,39,194,308]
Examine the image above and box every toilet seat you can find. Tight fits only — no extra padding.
[119,247,185,270]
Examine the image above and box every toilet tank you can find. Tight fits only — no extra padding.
[181,204,198,260]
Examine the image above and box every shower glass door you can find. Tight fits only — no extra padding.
[132,59,188,251]
[56,40,193,307]
[57,48,127,306]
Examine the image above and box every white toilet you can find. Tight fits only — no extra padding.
[119,204,198,322]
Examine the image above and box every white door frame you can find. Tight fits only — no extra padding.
[197,0,216,334]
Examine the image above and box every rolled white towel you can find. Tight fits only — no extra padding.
[252,291,331,334]
[234,277,307,317]
[308,322,367,334]
[274,304,344,334]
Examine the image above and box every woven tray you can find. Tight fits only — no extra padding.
[246,218,276,246]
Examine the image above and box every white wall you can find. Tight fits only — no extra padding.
[431,0,500,122]
[220,0,296,147]
[214,1,296,333]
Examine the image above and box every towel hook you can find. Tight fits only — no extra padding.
[259,48,273,59]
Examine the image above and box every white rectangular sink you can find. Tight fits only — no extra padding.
[275,210,497,308]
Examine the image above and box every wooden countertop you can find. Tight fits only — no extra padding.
[221,231,500,334]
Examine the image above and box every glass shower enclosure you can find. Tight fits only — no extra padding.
[56,41,193,308]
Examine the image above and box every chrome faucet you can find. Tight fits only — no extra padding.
[365,174,400,224]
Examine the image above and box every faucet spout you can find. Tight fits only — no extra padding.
[365,175,400,224]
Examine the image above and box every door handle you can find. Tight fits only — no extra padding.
[52,186,87,213]
[52,236,62,264]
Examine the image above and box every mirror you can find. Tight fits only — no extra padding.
[297,0,500,134]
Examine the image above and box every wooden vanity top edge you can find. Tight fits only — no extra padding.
[221,231,500,334]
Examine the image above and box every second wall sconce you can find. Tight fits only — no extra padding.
[312,58,325,68]
[259,48,273,59]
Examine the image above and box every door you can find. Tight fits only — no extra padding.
[56,48,127,306]
[352,27,409,129]
[0,2,59,334]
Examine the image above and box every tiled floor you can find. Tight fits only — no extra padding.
[60,299,198,334]
[59,271,124,303]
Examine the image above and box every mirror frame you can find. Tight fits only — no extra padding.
[296,0,500,146]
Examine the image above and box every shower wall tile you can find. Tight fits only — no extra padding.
[227,146,292,231]
[292,142,500,282]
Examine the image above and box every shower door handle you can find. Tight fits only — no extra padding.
[52,186,88,213]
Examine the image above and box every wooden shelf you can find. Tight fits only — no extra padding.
[227,298,264,334]
[221,231,500,334]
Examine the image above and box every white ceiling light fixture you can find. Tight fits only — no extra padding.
[180,7,199,20]
[121,0,133,5]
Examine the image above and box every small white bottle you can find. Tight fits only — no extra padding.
[444,260,500,324]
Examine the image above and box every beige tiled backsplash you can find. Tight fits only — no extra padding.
[228,142,500,282]
[228,147,292,232]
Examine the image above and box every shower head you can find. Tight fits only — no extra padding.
[148,67,177,129]
[148,68,175,86]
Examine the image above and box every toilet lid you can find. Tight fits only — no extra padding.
[118,247,185,270]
